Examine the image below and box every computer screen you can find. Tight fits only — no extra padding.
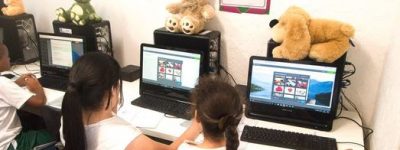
[249,59,337,113]
[246,56,342,131]
[39,33,85,70]
[142,45,202,91]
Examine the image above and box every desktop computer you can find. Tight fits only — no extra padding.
[0,13,39,64]
[154,27,220,74]
[52,20,113,56]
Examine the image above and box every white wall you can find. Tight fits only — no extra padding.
[23,0,400,148]
[369,22,400,150]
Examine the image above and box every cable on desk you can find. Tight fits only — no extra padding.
[337,61,374,142]
[24,64,39,72]
[219,65,237,86]
[336,116,374,142]
[337,142,367,150]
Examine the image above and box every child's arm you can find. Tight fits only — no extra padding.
[168,119,203,150]
[24,75,46,107]
[124,120,202,150]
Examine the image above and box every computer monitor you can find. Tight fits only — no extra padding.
[141,43,203,93]
[38,33,85,77]
[246,56,343,131]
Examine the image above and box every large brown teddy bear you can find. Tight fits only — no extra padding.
[165,0,215,35]
[1,0,25,16]
[270,6,355,63]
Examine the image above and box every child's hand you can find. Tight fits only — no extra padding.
[15,73,35,86]
[24,75,44,93]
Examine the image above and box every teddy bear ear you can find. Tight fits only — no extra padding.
[285,15,310,41]
[269,19,279,28]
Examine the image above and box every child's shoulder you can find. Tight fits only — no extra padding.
[178,141,226,150]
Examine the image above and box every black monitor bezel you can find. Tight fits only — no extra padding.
[246,56,343,131]
[37,32,86,78]
[140,43,204,101]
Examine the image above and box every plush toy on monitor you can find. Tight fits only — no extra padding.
[165,0,216,35]
[1,0,25,16]
[55,0,102,26]
[270,6,355,63]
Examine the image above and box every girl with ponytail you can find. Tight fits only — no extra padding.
[178,77,243,150]
[61,52,202,150]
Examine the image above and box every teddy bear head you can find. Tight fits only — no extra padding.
[270,6,311,44]
[268,6,312,61]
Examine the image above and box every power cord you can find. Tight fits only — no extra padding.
[336,61,374,143]
[337,141,367,150]
[219,65,237,86]
[340,91,374,141]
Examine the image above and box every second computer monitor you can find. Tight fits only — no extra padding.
[141,44,203,91]
[38,33,86,78]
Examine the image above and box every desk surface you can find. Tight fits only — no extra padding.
[6,64,365,150]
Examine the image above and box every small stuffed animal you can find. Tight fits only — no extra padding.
[270,6,355,63]
[1,0,25,16]
[165,0,215,34]
[55,0,102,26]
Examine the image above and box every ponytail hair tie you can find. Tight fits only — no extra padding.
[67,82,80,93]
[218,116,229,130]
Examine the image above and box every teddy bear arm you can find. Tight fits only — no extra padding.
[2,6,25,16]
[166,3,182,14]
[201,5,216,20]
[279,38,311,60]
[309,39,350,63]
[272,46,285,58]
[84,4,101,21]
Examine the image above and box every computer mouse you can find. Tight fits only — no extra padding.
[1,73,15,79]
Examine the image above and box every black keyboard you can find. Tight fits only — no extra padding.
[131,95,192,120]
[38,77,68,91]
[241,125,337,150]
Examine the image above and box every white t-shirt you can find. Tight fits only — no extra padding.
[60,115,141,150]
[178,141,226,150]
[0,76,34,150]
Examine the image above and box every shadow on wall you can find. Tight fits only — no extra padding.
[345,38,376,148]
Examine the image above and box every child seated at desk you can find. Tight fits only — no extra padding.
[60,52,202,150]
[179,77,243,150]
[0,43,53,150]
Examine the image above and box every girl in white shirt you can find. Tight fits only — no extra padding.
[178,77,243,150]
[61,53,201,150]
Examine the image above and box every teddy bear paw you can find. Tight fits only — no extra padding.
[165,16,181,33]
[79,20,86,26]
[56,8,67,22]
[180,17,197,34]
[88,14,102,21]
[1,7,7,13]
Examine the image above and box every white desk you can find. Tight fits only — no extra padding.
[6,64,365,150]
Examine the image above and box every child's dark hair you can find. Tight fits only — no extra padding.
[191,77,243,150]
[62,52,122,150]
